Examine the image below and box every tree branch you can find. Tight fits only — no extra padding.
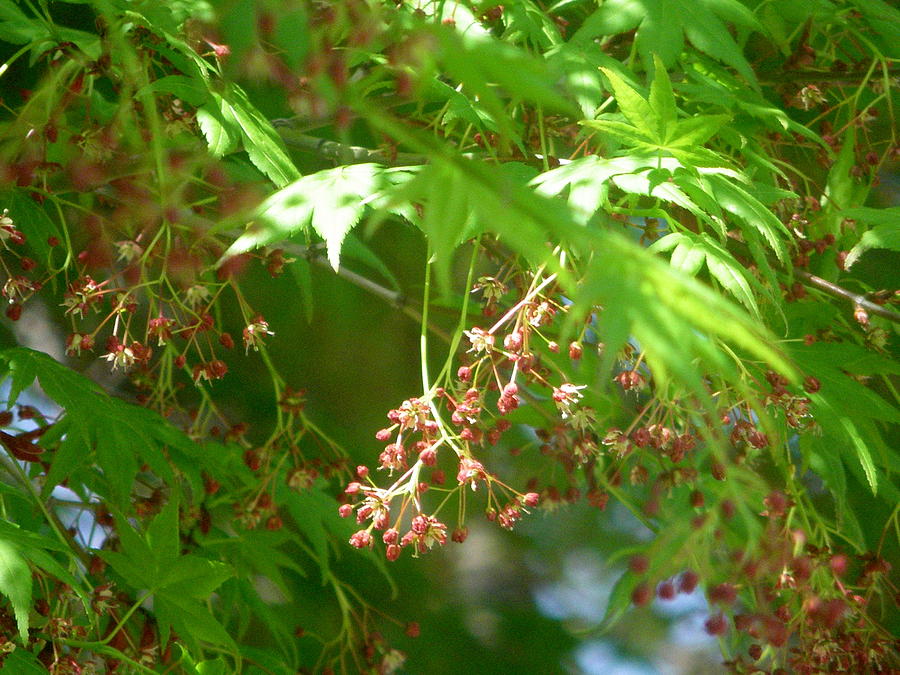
[0,451,92,567]
[275,241,453,343]
[271,119,556,167]
[724,234,900,325]
[757,67,900,85]
[272,119,437,166]
[795,269,900,325]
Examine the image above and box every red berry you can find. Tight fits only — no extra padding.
[568,342,582,360]
[711,461,726,481]
[657,581,676,600]
[836,251,848,270]
[522,492,540,507]
[208,359,228,379]
[629,554,649,575]
[203,476,220,495]
[704,613,728,635]
[709,583,737,605]
[763,490,788,517]
[243,449,260,471]
[720,500,735,519]
[631,582,651,606]
[763,618,789,646]
[829,554,848,577]
[349,530,373,549]
[679,570,699,594]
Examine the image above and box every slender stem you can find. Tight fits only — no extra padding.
[537,107,550,172]
[57,640,159,674]
[272,122,558,167]
[434,242,481,386]
[488,272,557,335]
[280,242,452,342]
[420,247,433,396]
[0,452,91,568]
[0,43,35,79]
[796,269,900,324]
[727,236,900,325]
[93,590,154,647]
[757,67,900,85]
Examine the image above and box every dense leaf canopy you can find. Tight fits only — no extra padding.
[0,0,897,673]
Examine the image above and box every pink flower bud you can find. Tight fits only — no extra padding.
[349,530,373,548]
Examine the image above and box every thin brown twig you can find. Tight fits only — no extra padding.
[795,269,900,324]
[277,241,453,343]
[757,67,900,86]
[727,236,900,325]
[271,120,553,166]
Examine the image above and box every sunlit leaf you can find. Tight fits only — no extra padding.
[0,541,31,643]
[0,648,44,673]
[212,86,300,187]
[705,175,791,262]
[649,55,677,139]
[839,417,878,494]
[577,0,762,85]
[843,210,900,268]
[598,67,658,140]
[197,101,241,157]
[222,164,387,269]
[156,592,237,650]
[0,190,62,267]
[667,114,731,147]
[141,75,208,106]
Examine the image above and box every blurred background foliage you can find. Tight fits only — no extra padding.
[0,0,897,673]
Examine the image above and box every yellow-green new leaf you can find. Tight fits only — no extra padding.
[221,164,387,270]
[599,67,658,141]
[0,541,31,643]
[839,417,878,495]
[649,55,677,140]
[667,114,732,147]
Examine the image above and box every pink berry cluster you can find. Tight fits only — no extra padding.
[626,487,897,674]
[340,391,541,560]
[341,272,594,559]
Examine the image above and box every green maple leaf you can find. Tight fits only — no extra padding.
[582,56,731,164]
[0,541,31,644]
[220,164,405,271]
[574,0,764,87]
